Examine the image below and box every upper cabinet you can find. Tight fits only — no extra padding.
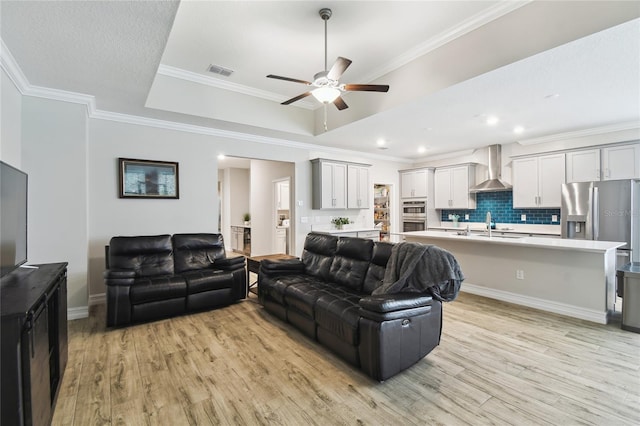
[602,144,640,180]
[566,143,640,182]
[400,169,429,198]
[311,159,370,210]
[513,153,565,208]
[434,165,476,209]
[347,164,370,209]
[566,149,600,183]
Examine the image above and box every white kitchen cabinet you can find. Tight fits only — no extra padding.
[513,153,565,208]
[434,165,476,209]
[602,144,640,180]
[566,149,600,183]
[357,230,380,240]
[274,228,287,253]
[400,169,429,198]
[276,181,289,210]
[231,226,243,252]
[311,159,347,209]
[347,164,370,209]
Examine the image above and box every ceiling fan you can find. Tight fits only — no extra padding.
[267,8,389,110]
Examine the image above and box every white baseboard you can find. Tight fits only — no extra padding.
[461,283,608,324]
[89,293,106,306]
[67,306,88,320]
[66,293,105,320]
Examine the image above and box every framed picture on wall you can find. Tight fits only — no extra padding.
[118,158,179,199]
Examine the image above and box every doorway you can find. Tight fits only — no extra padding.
[218,156,295,256]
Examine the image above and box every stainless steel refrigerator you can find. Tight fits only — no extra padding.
[561,180,639,267]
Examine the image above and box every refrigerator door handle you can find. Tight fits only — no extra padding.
[593,187,599,240]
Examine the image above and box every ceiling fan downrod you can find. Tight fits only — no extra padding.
[319,8,332,72]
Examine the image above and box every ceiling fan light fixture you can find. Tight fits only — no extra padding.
[312,87,341,103]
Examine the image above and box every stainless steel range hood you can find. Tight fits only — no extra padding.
[469,144,512,193]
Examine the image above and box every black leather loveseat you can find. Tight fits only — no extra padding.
[104,233,246,327]
[258,232,463,381]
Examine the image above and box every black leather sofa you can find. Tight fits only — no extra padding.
[258,232,449,381]
[104,233,246,327]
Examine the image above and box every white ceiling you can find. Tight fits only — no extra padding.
[1,1,639,161]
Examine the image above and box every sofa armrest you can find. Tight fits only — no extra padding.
[259,258,304,275]
[104,269,136,286]
[359,293,433,322]
[215,256,245,271]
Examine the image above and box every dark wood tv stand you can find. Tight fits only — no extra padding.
[1,262,68,426]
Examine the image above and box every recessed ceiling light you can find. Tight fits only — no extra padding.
[376,138,386,147]
[513,126,525,134]
[417,146,427,154]
[486,116,499,126]
[217,154,226,160]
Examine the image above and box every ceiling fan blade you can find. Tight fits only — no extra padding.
[281,92,312,105]
[327,57,352,81]
[267,74,312,85]
[333,96,348,110]
[343,84,390,92]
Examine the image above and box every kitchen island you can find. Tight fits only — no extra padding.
[402,230,625,324]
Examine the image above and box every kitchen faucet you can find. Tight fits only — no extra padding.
[486,211,492,237]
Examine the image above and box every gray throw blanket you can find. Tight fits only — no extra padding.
[372,242,464,302]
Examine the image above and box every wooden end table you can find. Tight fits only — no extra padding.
[247,253,297,294]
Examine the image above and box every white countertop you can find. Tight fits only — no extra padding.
[402,230,625,253]
[316,228,380,235]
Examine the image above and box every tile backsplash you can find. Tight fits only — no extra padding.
[440,191,560,225]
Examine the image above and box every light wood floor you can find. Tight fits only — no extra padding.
[52,292,640,425]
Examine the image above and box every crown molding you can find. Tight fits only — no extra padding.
[1,39,408,163]
[156,64,316,110]
[91,109,409,162]
[517,121,640,146]
[359,1,532,83]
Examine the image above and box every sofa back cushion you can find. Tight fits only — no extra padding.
[109,235,174,277]
[329,237,374,291]
[173,233,226,274]
[301,233,338,281]
[362,241,394,294]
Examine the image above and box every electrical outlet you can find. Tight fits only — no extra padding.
[516,270,525,280]
[300,217,308,223]
[521,214,527,221]
[465,214,469,220]
[552,215,558,222]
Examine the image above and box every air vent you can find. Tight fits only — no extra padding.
[207,64,234,77]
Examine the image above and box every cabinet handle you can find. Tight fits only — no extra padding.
[596,169,600,179]
[605,168,610,178]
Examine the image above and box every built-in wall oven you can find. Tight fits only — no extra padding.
[402,199,427,232]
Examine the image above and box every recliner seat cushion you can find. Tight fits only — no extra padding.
[260,274,313,304]
[284,281,333,318]
[173,233,226,274]
[129,275,187,304]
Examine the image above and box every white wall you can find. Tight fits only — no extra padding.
[87,119,221,296]
[228,168,250,226]
[21,96,89,311]
[1,69,22,166]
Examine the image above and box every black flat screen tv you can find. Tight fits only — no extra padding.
[1,161,28,278]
